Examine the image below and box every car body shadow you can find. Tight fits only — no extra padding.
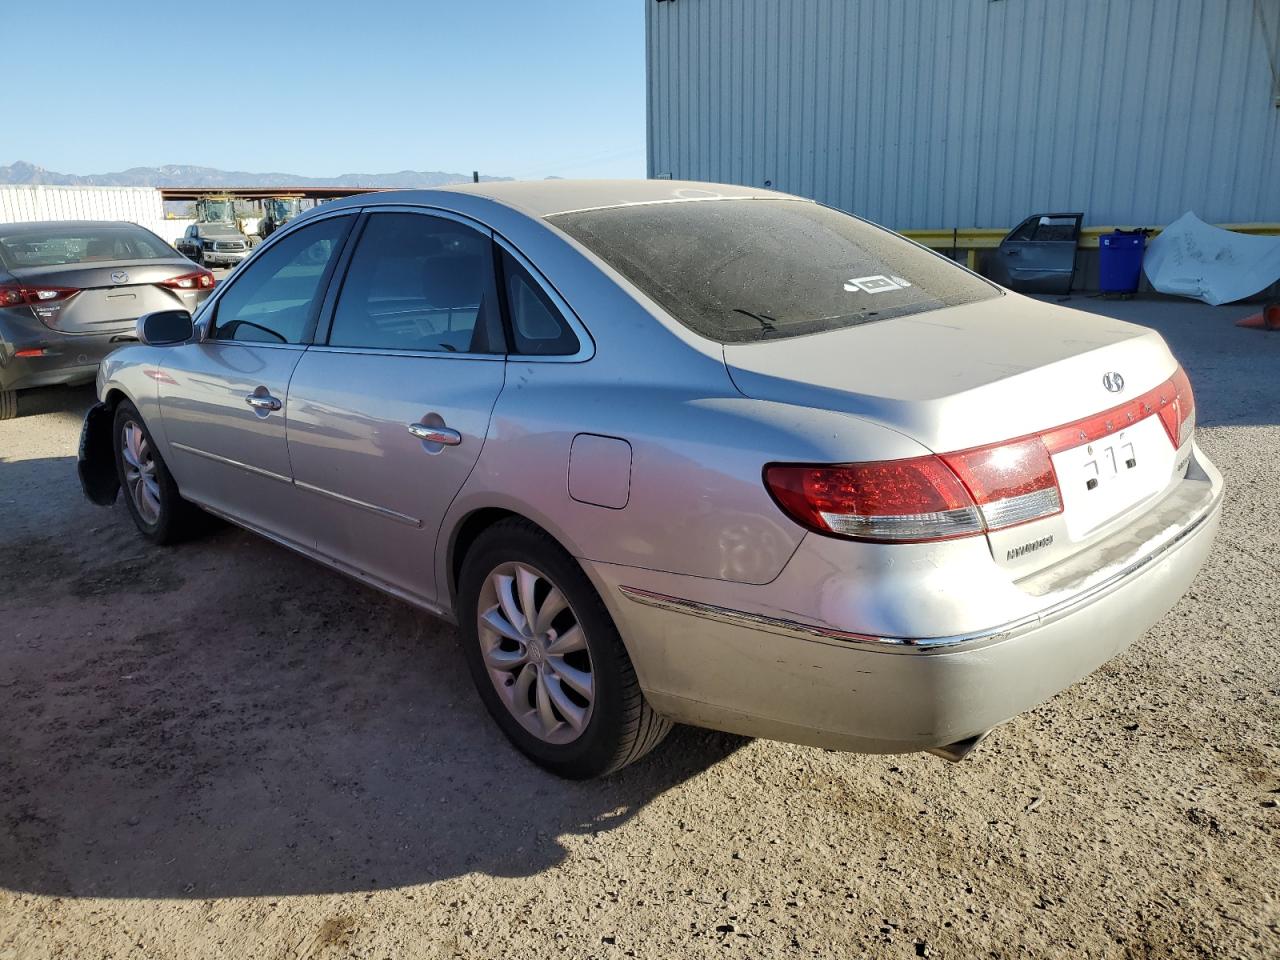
[6,383,97,423]
[0,454,748,899]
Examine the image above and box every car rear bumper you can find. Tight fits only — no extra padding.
[0,322,136,392]
[587,445,1224,754]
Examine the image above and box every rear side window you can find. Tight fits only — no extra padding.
[0,225,176,268]
[1007,215,1081,243]
[500,251,580,356]
[212,216,350,345]
[328,213,503,354]
[549,199,999,344]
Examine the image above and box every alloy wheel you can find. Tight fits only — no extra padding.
[476,561,595,745]
[120,420,161,525]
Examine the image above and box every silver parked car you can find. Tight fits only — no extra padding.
[0,220,214,419]
[77,181,1223,779]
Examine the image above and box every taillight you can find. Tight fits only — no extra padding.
[939,437,1062,531]
[764,458,983,542]
[1158,366,1195,448]
[0,284,80,307]
[765,367,1195,544]
[765,436,1063,544]
[1040,365,1196,454]
[160,270,215,291]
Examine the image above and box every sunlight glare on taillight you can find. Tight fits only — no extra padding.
[939,436,1063,531]
[160,270,215,291]
[0,283,79,306]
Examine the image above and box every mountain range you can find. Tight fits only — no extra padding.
[0,160,512,189]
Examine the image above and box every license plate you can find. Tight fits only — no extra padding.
[1052,415,1174,538]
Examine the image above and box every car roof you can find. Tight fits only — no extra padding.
[359,179,794,219]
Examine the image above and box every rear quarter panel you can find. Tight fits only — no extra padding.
[440,359,936,595]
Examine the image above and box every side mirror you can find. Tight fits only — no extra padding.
[136,310,194,346]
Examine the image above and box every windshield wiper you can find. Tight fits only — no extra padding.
[732,308,781,336]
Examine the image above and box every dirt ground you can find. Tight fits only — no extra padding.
[1,296,1277,959]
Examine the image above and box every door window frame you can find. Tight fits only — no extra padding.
[1003,212,1083,245]
[196,209,359,350]
[310,205,508,362]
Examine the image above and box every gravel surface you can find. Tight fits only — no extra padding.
[1,296,1277,959]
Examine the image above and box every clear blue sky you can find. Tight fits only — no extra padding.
[8,0,646,180]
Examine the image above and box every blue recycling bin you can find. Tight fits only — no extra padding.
[1099,231,1147,294]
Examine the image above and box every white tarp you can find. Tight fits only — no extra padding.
[1143,212,1280,306]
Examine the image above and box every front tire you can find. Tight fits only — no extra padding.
[112,401,200,544]
[458,519,671,779]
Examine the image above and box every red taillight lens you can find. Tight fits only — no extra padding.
[940,437,1063,530]
[1160,366,1194,447]
[160,270,215,291]
[0,284,79,306]
[1040,365,1196,454]
[764,458,984,542]
[765,438,1064,544]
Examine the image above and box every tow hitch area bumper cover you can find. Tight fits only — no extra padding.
[78,402,119,506]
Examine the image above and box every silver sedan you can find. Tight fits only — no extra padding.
[77,181,1223,779]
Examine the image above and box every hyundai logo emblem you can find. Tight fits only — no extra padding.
[1102,371,1125,393]
[110,271,129,284]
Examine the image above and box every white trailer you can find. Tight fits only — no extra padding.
[0,185,191,245]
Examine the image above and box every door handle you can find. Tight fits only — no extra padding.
[407,422,462,446]
[245,393,282,411]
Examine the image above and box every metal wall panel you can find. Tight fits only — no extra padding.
[647,0,1280,228]
[0,185,173,240]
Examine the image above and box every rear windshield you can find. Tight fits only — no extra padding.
[549,199,999,344]
[0,225,176,269]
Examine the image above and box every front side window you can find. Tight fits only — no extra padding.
[327,213,502,354]
[212,216,350,344]
[549,199,1000,344]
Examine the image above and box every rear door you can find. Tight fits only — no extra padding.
[157,213,355,541]
[988,213,1083,294]
[285,209,507,605]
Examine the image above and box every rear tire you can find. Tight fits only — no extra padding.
[457,518,671,779]
[0,389,16,420]
[112,400,202,544]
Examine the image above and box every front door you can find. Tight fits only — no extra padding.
[158,214,354,542]
[285,210,508,605]
[989,212,1083,295]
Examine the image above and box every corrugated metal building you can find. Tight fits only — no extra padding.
[647,0,1280,230]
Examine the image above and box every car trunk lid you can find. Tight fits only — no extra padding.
[729,296,1192,575]
[9,259,195,334]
